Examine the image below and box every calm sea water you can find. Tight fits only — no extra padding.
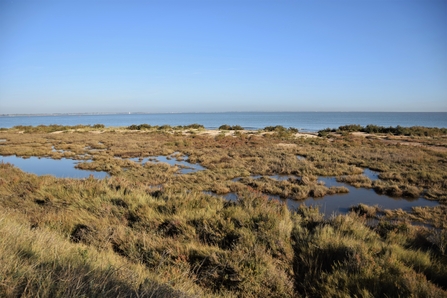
[1,112,446,132]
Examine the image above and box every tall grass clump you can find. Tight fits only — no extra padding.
[0,210,192,298]
[291,210,447,297]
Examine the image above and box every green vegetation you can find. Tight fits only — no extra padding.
[264,125,298,133]
[262,125,300,140]
[127,123,205,131]
[0,124,446,297]
[218,124,244,130]
[10,124,105,133]
[320,124,447,137]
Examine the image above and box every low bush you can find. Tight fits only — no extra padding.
[127,124,152,130]
[183,123,204,129]
[218,124,244,130]
[319,124,447,137]
[11,124,105,133]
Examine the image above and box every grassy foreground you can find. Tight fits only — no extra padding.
[0,124,446,297]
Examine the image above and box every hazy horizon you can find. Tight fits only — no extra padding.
[1,0,446,114]
[3,111,447,116]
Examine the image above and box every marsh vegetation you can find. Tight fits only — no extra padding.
[0,124,446,297]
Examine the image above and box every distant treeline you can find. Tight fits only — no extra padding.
[319,124,447,137]
[127,123,204,130]
[263,125,299,133]
[8,124,105,133]
[3,123,302,133]
[218,124,299,132]
[218,124,244,130]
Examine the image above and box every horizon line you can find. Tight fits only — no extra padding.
[2,111,447,116]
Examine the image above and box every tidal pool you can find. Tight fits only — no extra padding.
[233,175,294,182]
[203,191,238,202]
[1,152,204,179]
[0,155,108,179]
[314,175,438,214]
[363,168,380,180]
[130,154,205,174]
[206,188,438,217]
[218,169,439,216]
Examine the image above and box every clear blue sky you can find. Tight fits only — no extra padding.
[1,0,446,114]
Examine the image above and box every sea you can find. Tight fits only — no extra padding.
[1,112,446,132]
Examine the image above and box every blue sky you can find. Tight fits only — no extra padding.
[1,0,446,114]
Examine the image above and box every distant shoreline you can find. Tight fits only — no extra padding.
[1,112,446,131]
[1,111,446,117]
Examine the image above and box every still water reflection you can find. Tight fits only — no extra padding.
[130,154,205,174]
[0,155,108,179]
[1,154,441,216]
[211,169,439,216]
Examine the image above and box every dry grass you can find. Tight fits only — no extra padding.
[0,124,446,297]
[0,209,194,298]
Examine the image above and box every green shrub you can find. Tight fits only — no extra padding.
[231,125,244,130]
[219,124,231,130]
[219,124,244,130]
[264,125,286,132]
[127,124,152,130]
[333,124,447,136]
[338,124,363,132]
[184,123,204,129]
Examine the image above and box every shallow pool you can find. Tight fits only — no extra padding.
[218,169,439,216]
[0,155,108,179]
[130,154,206,174]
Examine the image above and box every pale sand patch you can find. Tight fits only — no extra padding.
[295,132,318,138]
[189,129,318,139]
[196,130,221,137]
[194,129,258,137]
[277,143,297,148]
[50,129,108,134]
[80,127,319,139]
[352,132,370,137]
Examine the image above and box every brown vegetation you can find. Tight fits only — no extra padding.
[0,124,446,297]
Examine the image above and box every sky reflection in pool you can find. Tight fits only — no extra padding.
[219,168,438,216]
[313,175,438,215]
[206,187,439,217]
[363,168,379,180]
[1,154,440,216]
[130,154,205,174]
[203,191,238,202]
[0,155,108,179]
